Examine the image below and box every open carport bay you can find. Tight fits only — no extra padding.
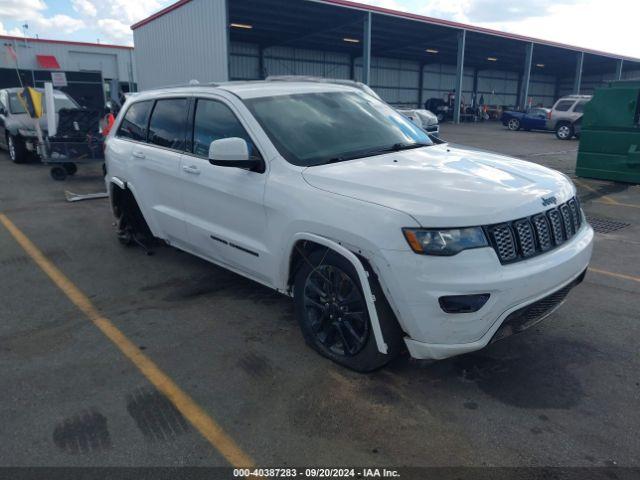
[0,123,639,471]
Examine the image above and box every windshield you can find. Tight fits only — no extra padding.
[8,93,26,114]
[244,91,432,166]
[8,91,79,114]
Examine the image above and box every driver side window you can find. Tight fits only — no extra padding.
[191,99,261,160]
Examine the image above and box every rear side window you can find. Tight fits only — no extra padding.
[148,98,188,150]
[573,101,588,113]
[117,101,152,142]
[191,99,259,158]
[554,100,574,112]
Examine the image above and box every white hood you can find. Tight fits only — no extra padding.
[302,144,575,227]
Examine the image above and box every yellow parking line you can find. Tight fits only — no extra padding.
[0,213,255,468]
[589,267,640,284]
[594,200,640,210]
[573,179,619,205]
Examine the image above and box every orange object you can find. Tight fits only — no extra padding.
[102,113,115,136]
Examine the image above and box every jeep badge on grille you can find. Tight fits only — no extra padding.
[542,196,558,206]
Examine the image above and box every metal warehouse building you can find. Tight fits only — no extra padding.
[1,35,136,110]
[131,0,640,122]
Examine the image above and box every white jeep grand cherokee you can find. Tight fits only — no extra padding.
[105,81,594,372]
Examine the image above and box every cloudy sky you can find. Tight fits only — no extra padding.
[0,0,638,58]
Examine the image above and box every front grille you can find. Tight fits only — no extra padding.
[486,197,583,264]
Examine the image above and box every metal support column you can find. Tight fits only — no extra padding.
[516,72,523,109]
[258,45,265,79]
[362,12,372,85]
[616,59,624,81]
[418,63,425,108]
[521,42,534,110]
[472,67,478,107]
[453,30,466,124]
[574,52,584,95]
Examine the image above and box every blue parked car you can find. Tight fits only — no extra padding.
[501,107,551,131]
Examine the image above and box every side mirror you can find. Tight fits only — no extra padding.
[209,137,259,170]
[0,106,6,116]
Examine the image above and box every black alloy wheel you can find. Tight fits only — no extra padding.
[303,263,370,357]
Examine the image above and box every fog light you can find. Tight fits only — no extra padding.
[439,294,490,314]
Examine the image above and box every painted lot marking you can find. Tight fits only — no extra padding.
[573,179,640,210]
[0,213,255,468]
[574,179,619,205]
[589,267,640,285]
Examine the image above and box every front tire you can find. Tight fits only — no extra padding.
[556,122,574,140]
[507,118,520,131]
[294,250,401,372]
[7,134,27,164]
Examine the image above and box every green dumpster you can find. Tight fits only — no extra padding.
[576,80,640,183]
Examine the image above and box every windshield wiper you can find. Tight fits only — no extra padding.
[326,142,430,165]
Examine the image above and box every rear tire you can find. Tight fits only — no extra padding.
[63,162,77,175]
[7,134,27,164]
[293,249,402,372]
[50,166,67,181]
[556,122,574,140]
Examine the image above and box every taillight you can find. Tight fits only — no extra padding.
[547,111,552,120]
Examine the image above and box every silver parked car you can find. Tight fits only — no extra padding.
[397,109,440,136]
[546,95,591,140]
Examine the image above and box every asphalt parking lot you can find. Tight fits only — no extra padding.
[1,122,639,472]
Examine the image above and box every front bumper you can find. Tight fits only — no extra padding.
[375,224,594,360]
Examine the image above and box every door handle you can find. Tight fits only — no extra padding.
[132,151,145,159]
[182,165,201,175]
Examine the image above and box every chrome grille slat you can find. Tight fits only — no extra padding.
[487,197,581,264]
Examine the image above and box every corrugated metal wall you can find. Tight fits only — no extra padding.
[0,37,133,82]
[558,68,640,98]
[422,64,473,107]
[528,72,556,106]
[133,0,228,90]
[354,57,421,106]
[230,41,559,108]
[476,69,518,106]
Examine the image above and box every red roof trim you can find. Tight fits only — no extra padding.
[0,34,133,50]
[36,54,61,69]
[129,0,638,62]
[131,0,193,30]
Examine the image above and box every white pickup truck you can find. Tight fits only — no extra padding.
[105,80,593,372]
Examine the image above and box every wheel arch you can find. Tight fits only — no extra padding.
[284,233,391,355]
[108,177,156,238]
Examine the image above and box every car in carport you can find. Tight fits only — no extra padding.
[501,107,551,132]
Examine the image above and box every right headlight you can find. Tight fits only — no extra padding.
[403,227,488,256]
